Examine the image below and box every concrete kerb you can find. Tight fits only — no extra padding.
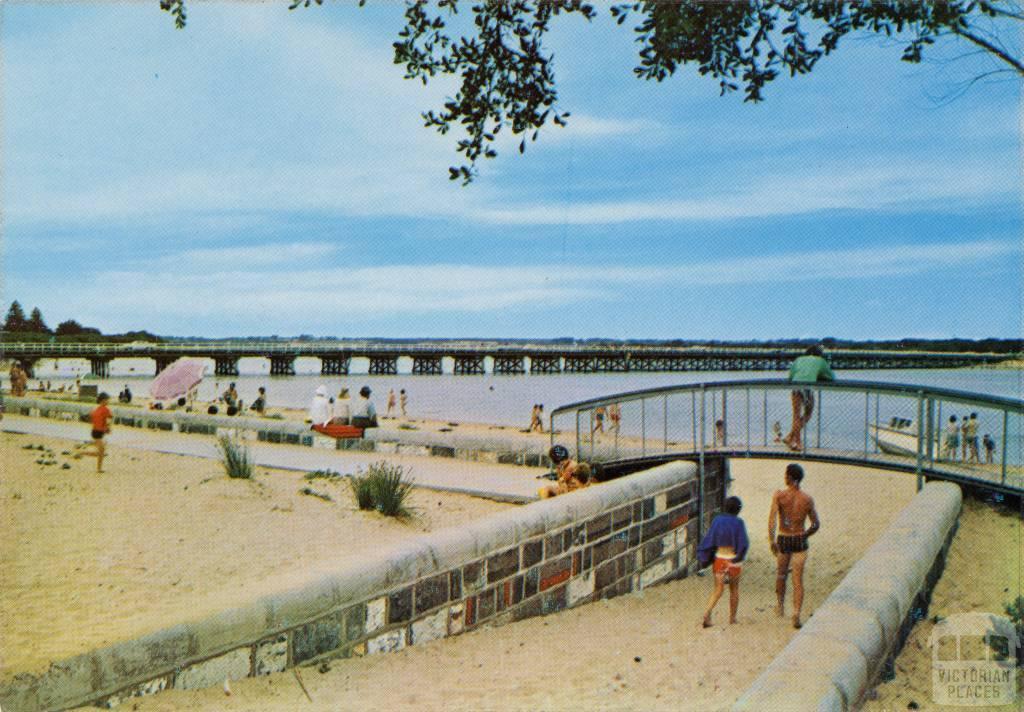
[1,460,698,711]
[5,396,552,465]
[732,481,962,712]
[763,633,870,708]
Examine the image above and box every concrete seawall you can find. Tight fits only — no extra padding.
[2,396,555,467]
[733,481,962,711]
[0,458,728,711]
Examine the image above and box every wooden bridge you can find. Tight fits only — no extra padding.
[0,340,1012,378]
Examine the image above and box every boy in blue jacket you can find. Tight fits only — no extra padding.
[698,496,749,627]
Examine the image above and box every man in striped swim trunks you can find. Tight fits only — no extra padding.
[768,463,820,629]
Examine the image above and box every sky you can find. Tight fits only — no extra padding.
[2,2,1021,340]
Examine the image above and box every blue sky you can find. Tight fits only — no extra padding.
[2,2,1020,340]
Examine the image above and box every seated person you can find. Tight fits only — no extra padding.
[250,387,266,415]
[349,386,378,428]
[539,445,590,499]
[330,388,351,425]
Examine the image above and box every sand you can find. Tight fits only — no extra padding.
[863,497,1023,711]
[0,431,511,680]
[109,459,922,712]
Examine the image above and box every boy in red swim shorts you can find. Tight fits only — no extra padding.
[698,496,749,627]
[76,392,113,473]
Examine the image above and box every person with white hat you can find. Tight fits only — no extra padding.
[308,385,332,426]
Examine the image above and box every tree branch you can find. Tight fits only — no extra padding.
[951,26,1024,74]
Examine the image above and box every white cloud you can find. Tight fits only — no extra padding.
[164,242,340,269]
[471,157,1015,225]
[19,238,1011,333]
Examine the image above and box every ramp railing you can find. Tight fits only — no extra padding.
[550,379,1023,495]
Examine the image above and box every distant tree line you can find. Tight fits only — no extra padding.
[1,300,163,343]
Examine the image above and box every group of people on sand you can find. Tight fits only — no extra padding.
[384,388,408,419]
[538,445,593,498]
[590,402,622,435]
[942,412,997,464]
[308,384,379,428]
[698,463,820,630]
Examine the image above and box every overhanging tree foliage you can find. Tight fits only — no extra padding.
[161,0,1022,182]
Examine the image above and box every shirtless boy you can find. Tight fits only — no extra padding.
[768,463,820,629]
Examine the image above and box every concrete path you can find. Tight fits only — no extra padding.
[1,415,543,502]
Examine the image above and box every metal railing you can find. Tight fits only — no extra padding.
[0,340,1010,359]
[549,379,1024,495]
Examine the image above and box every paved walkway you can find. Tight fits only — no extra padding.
[1,415,543,501]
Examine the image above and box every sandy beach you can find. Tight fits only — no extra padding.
[0,430,512,679]
[36,457,920,712]
[4,413,1017,711]
[864,496,1023,711]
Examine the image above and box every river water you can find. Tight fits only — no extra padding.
[22,359,1022,428]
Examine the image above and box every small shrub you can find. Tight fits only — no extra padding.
[300,486,333,502]
[349,471,376,510]
[305,469,343,482]
[217,434,253,479]
[349,461,414,517]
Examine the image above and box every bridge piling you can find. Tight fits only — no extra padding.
[269,356,296,376]
[214,357,239,377]
[368,356,398,375]
[89,358,110,379]
[412,356,443,375]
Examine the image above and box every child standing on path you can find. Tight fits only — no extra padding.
[400,389,408,418]
[76,392,113,473]
[698,496,749,627]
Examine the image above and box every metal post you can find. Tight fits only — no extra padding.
[1001,410,1009,485]
[698,385,706,543]
[935,401,943,463]
[641,398,646,456]
[663,395,668,454]
[691,391,697,453]
[915,393,925,491]
[711,394,718,448]
[590,408,595,462]
[874,394,880,454]
[815,387,822,449]
[722,390,728,448]
[745,387,751,456]
[613,402,619,460]
[574,409,581,462]
[926,398,935,467]
[763,390,768,447]
[863,392,870,456]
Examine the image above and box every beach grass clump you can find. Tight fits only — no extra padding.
[305,469,344,482]
[349,461,414,517]
[217,434,253,479]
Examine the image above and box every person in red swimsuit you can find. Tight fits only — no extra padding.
[76,392,113,473]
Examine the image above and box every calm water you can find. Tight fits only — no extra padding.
[22,360,1023,428]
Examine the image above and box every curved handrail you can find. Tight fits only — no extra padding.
[550,378,1024,416]
[548,379,1023,495]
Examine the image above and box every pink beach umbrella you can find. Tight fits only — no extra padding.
[149,358,207,401]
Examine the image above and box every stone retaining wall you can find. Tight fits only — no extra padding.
[0,458,727,711]
[2,396,551,467]
[732,481,962,711]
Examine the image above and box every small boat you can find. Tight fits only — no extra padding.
[869,418,937,457]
